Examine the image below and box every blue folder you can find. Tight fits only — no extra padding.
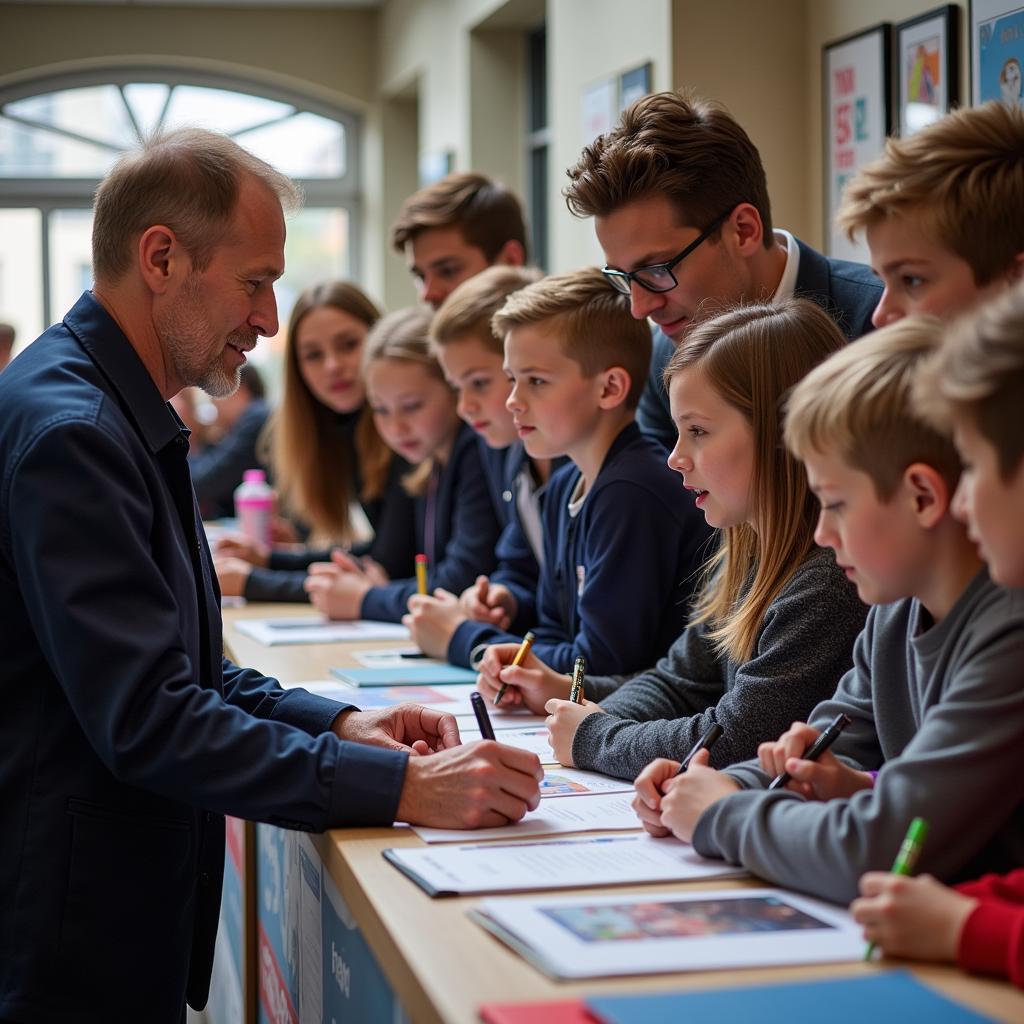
[587,971,996,1023]
[329,665,478,687]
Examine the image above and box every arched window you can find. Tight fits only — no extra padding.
[0,68,362,363]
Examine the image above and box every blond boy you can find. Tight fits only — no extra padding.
[403,265,549,662]
[632,319,1024,903]
[473,268,712,679]
[837,100,1024,327]
[852,283,1024,975]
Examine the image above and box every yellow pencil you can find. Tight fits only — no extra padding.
[569,655,586,704]
[415,553,428,595]
[493,631,536,707]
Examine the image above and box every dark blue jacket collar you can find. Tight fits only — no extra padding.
[64,290,184,455]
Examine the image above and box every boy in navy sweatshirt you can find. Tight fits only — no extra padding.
[475,267,713,679]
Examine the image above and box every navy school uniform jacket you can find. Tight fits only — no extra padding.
[359,421,502,622]
[452,422,715,675]
[638,239,884,450]
[0,292,408,1023]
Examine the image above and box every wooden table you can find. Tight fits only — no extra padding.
[224,604,1024,1024]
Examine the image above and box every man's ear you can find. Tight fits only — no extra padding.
[727,203,765,258]
[138,225,185,295]
[903,461,951,529]
[493,239,527,268]
[597,366,631,411]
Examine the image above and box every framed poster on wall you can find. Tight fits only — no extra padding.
[971,0,1024,105]
[823,23,892,262]
[896,6,959,135]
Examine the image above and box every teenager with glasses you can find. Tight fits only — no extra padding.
[565,91,882,452]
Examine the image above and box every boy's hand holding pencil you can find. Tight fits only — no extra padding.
[475,641,567,714]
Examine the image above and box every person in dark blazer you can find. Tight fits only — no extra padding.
[0,128,541,1024]
[564,90,882,452]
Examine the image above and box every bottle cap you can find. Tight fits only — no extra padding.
[243,469,266,483]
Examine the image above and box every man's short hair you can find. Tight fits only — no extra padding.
[491,267,651,409]
[564,91,772,241]
[390,172,528,261]
[430,265,543,355]
[836,101,1024,285]
[784,318,962,500]
[914,281,1024,480]
[92,127,301,283]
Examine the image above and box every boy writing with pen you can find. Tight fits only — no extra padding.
[850,284,1024,985]
[632,318,1024,906]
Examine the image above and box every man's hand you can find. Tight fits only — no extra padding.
[331,703,461,755]
[476,643,570,713]
[214,556,253,596]
[758,721,873,800]
[459,575,517,630]
[304,560,372,620]
[544,697,605,767]
[631,757,682,837]
[396,741,544,828]
[403,589,466,658]
[851,873,977,963]
[658,750,740,842]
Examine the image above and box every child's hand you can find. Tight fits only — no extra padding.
[476,644,570,713]
[304,561,372,619]
[544,697,605,767]
[214,556,253,596]
[658,750,740,842]
[758,721,873,800]
[215,533,270,567]
[459,575,517,630]
[403,590,466,658]
[631,758,682,837]
[851,873,977,963]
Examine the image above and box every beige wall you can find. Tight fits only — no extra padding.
[547,0,672,271]
[672,0,807,240]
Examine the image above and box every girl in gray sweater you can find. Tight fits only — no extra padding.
[477,300,868,779]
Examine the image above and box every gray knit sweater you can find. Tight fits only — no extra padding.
[694,569,1024,905]
[572,546,868,779]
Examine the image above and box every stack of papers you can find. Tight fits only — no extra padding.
[384,833,745,896]
[233,616,410,646]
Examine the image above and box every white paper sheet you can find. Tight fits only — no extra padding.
[351,646,427,667]
[385,833,746,895]
[234,616,410,646]
[411,792,641,843]
[471,887,864,979]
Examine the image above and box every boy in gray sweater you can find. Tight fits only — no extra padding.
[633,319,1024,905]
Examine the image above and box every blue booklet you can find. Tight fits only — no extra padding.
[587,972,996,1023]
[329,665,478,687]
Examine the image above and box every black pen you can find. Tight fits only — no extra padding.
[767,712,852,791]
[675,723,724,776]
[470,691,496,741]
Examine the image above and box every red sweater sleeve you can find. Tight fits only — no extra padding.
[955,869,1024,987]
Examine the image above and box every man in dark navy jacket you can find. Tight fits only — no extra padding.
[0,128,541,1024]
[564,91,882,451]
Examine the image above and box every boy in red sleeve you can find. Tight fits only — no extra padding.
[852,282,1024,984]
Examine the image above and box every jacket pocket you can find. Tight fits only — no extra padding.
[60,797,197,1019]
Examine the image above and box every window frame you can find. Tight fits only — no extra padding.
[0,65,363,326]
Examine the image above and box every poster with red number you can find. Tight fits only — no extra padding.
[824,26,891,264]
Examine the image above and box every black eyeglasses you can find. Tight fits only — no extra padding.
[601,209,733,296]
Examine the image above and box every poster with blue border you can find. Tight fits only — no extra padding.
[972,1,1024,104]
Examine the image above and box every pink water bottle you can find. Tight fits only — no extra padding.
[234,469,273,547]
